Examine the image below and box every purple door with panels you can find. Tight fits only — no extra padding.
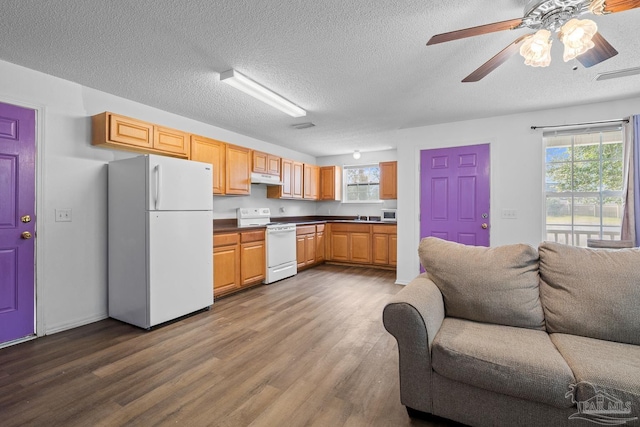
[420,144,490,247]
[0,102,36,343]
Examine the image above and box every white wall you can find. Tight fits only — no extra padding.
[315,149,398,218]
[0,59,317,335]
[395,96,640,284]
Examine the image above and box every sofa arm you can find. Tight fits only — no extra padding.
[382,274,445,413]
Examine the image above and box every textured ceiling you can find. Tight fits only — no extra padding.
[1,0,639,156]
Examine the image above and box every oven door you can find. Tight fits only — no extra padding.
[266,226,297,268]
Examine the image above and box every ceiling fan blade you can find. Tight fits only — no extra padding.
[576,32,619,67]
[462,35,532,83]
[601,0,640,13]
[427,18,523,45]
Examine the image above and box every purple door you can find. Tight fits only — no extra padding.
[420,144,490,247]
[0,102,36,343]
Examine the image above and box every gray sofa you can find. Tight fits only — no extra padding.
[383,237,640,427]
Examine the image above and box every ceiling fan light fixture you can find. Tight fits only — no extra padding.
[588,0,606,15]
[560,18,598,62]
[520,29,553,67]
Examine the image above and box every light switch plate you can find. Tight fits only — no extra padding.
[501,209,518,219]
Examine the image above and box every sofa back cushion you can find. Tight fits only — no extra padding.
[539,241,640,345]
[418,237,545,330]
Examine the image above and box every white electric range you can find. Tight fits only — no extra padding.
[236,208,297,283]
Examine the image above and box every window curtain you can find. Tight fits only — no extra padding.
[621,115,639,245]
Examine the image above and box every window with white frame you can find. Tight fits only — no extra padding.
[343,164,380,202]
[544,127,625,247]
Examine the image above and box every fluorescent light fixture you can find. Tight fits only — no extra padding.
[596,66,640,81]
[220,69,306,118]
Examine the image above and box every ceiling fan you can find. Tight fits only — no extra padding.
[427,0,640,82]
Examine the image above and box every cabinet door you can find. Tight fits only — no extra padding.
[316,231,325,263]
[303,164,319,200]
[296,235,306,269]
[379,161,397,200]
[292,161,304,199]
[330,232,349,261]
[320,166,341,201]
[281,158,293,198]
[267,154,281,176]
[240,241,265,286]
[389,235,397,266]
[108,113,154,149]
[253,151,268,174]
[305,234,316,265]
[226,144,251,195]
[190,135,226,195]
[350,232,372,264]
[213,244,240,297]
[154,126,189,157]
[372,234,389,265]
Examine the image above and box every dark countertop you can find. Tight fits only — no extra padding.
[213,216,397,234]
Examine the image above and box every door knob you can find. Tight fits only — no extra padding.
[21,231,32,239]
[481,223,488,229]
[21,215,32,223]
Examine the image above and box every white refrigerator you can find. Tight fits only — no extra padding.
[108,154,213,329]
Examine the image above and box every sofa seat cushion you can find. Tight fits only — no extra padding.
[418,237,545,330]
[551,333,640,419]
[432,318,575,409]
[539,242,640,345]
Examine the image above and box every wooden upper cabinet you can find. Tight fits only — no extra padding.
[226,144,251,195]
[267,158,303,199]
[292,161,304,199]
[91,112,188,158]
[154,126,190,157]
[303,164,320,200]
[190,135,226,195]
[106,113,153,149]
[379,161,397,200]
[253,151,281,176]
[320,166,342,201]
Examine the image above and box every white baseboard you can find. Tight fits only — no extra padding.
[44,313,109,335]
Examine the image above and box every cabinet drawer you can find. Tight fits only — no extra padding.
[296,225,316,235]
[316,224,325,232]
[372,224,397,234]
[241,229,265,243]
[329,223,371,233]
[214,233,239,247]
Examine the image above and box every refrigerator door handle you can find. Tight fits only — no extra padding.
[154,164,161,210]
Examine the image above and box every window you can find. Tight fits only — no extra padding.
[343,164,380,202]
[544,127,625,246]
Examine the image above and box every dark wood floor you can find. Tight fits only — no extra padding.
[0,265,458,427]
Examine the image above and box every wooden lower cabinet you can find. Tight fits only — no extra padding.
[372,225,397,267]
[214,230,265,298]
[213,233,241,297]
[296,224,324,270]
[316,225,325,263]
[327,223,396,269]
[240,241,265,286]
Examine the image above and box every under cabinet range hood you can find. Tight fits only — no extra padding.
[251,172,283,185]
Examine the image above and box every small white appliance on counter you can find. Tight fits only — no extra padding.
[236,208,297,283]
[108,154,214,329]
[381,208,398,222]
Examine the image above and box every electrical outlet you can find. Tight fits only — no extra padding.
[55,209,72,222]
[501,209,518,219]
